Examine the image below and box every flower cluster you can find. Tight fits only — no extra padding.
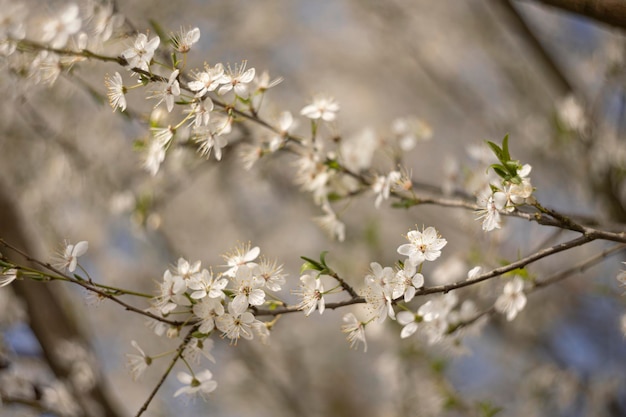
[476,135,535,231]
[1,2,123,84]
[133,243,285,399]
[360,226,446,326]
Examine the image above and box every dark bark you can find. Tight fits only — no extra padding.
[519,0,626,30]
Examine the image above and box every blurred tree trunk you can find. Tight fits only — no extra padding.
[0,183,123,417]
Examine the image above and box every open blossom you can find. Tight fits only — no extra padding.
[155,270,188,314]
[364,281,395,323]
[0,268,17,288]
[174,370,217,400]
[184,338,216,364]
[42,4,82,49]
[187,99,214,128]
[397,226,447,265]
[188,269,228,300]
[230,265,266,315]
[256,257,286,291]
[193,114,232,161]
[171,27,200,53]
[149,70,180,112]
[222,243,260,278]
[397,310,419,339]
[193,296,225,334]
[392,261,424,302]
[218,61,256,96]
[57,240,88,272]
[294,274,325,316]
[171,257,202,285]
[189,63,225,97]
[341,313,367,352]
[300,94,339,121]
[216,302,256,343]
[494,277,527,321]
[476,190,507,232]
[125,340,151,381]
[121,33,160,72]
[372,170,401,208]
[104,72,126,112]
[364,262,394,287]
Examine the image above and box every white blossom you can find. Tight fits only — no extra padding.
[104,72,126,112]
[57,240,88,273]
[149,70,180,112]
[216,302,256,343]
[125,340,151,381]
[218,60,256,96]
[42,4,82,49]
[174,370,217,400]
[222,243,260,278]
[300,94,339,121]
[494,277,527,321]
[0,268,17,288]
[171,27,200,53]
[121,33,160,72]
[293,274,325,316]
[397,226,447,265]
[341,313,367,352]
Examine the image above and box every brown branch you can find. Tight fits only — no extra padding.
[416,233,595,295]
[135,326,197,417]
[0,239,182,327]
[518,0,626,30]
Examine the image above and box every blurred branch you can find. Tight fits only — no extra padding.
[518,0,626,30]
[494,0,573,95]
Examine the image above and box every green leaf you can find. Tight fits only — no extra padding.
[486,140,504,161]
[501,134,511,161]
[300,256,323,273]
[504,160,520,176]
[489,164,508,179]
[319,251,329,268]
[192,331,209,338]
[149,19,168,44]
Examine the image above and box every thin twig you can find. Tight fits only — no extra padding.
[0,239,181,326]
[135,326,197,417]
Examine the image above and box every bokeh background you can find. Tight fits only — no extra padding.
[1,1,626,416]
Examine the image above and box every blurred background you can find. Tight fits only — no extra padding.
[1,0,626,416]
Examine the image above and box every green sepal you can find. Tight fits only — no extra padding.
[192,331,210,339]
[391,199,419,209]
[324,159,341,171]
[326,192,342,202]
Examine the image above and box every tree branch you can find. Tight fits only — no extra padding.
[518,0,626,30]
